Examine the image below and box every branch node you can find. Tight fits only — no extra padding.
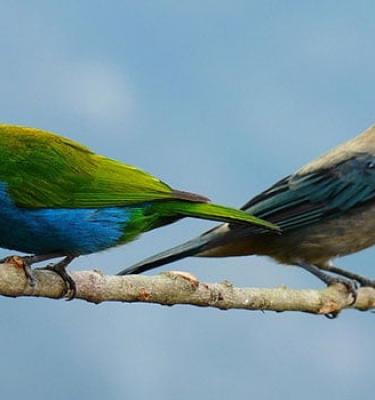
[162,271,200,289]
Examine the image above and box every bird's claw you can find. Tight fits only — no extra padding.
[23,263,37,288]
[1,255,38,289]
[36,261,76,300]
[322,278,358,319]
[325,311,341,319]
[328,276,358,305]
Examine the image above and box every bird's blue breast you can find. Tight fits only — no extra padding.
[0,183,132,255]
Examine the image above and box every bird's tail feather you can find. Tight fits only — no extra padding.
[163,201,279,231]
[117,234,214,275]
[118,202,278,276]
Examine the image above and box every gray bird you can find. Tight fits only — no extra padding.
[118,124,375,290]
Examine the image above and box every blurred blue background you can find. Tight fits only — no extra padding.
[0,1,374,398]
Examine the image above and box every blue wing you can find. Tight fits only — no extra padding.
[241,153,375,232]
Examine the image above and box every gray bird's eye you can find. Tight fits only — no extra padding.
[366,161,375,169]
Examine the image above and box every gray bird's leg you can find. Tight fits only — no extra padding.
[36,256,77,300]
[0,253,67,288]
[322,263,375,288]
[297,262,358,298]
[297,262,359,319]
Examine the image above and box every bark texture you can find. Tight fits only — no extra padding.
[0,263,374,315]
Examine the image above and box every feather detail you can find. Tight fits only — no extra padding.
[239,153,375,232]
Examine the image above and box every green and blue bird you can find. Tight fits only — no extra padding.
[0,124,277,296]
[119,124,375,291]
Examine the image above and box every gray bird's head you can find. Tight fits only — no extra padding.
[298,124,375,175]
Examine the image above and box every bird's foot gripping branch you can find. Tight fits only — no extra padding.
[0,262,374,316]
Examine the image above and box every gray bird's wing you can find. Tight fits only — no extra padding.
[240,152,375,232]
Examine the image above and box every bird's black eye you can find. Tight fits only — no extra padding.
[367,161,375,169]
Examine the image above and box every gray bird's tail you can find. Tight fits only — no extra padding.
[117,231,218,275]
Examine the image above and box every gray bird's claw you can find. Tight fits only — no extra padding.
[327,276,358,305]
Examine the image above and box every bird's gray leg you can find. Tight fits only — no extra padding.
[0,253,66,288]
[36,256,77,300]
[297,262,358,297]
[297,262,360,319]
[321,263,375,288]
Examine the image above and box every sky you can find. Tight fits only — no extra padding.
[0,1,374,399]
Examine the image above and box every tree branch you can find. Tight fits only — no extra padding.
[0,262,374,315]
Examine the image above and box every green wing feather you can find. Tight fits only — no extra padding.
[152,201,279,230]
[0,125,179,208]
